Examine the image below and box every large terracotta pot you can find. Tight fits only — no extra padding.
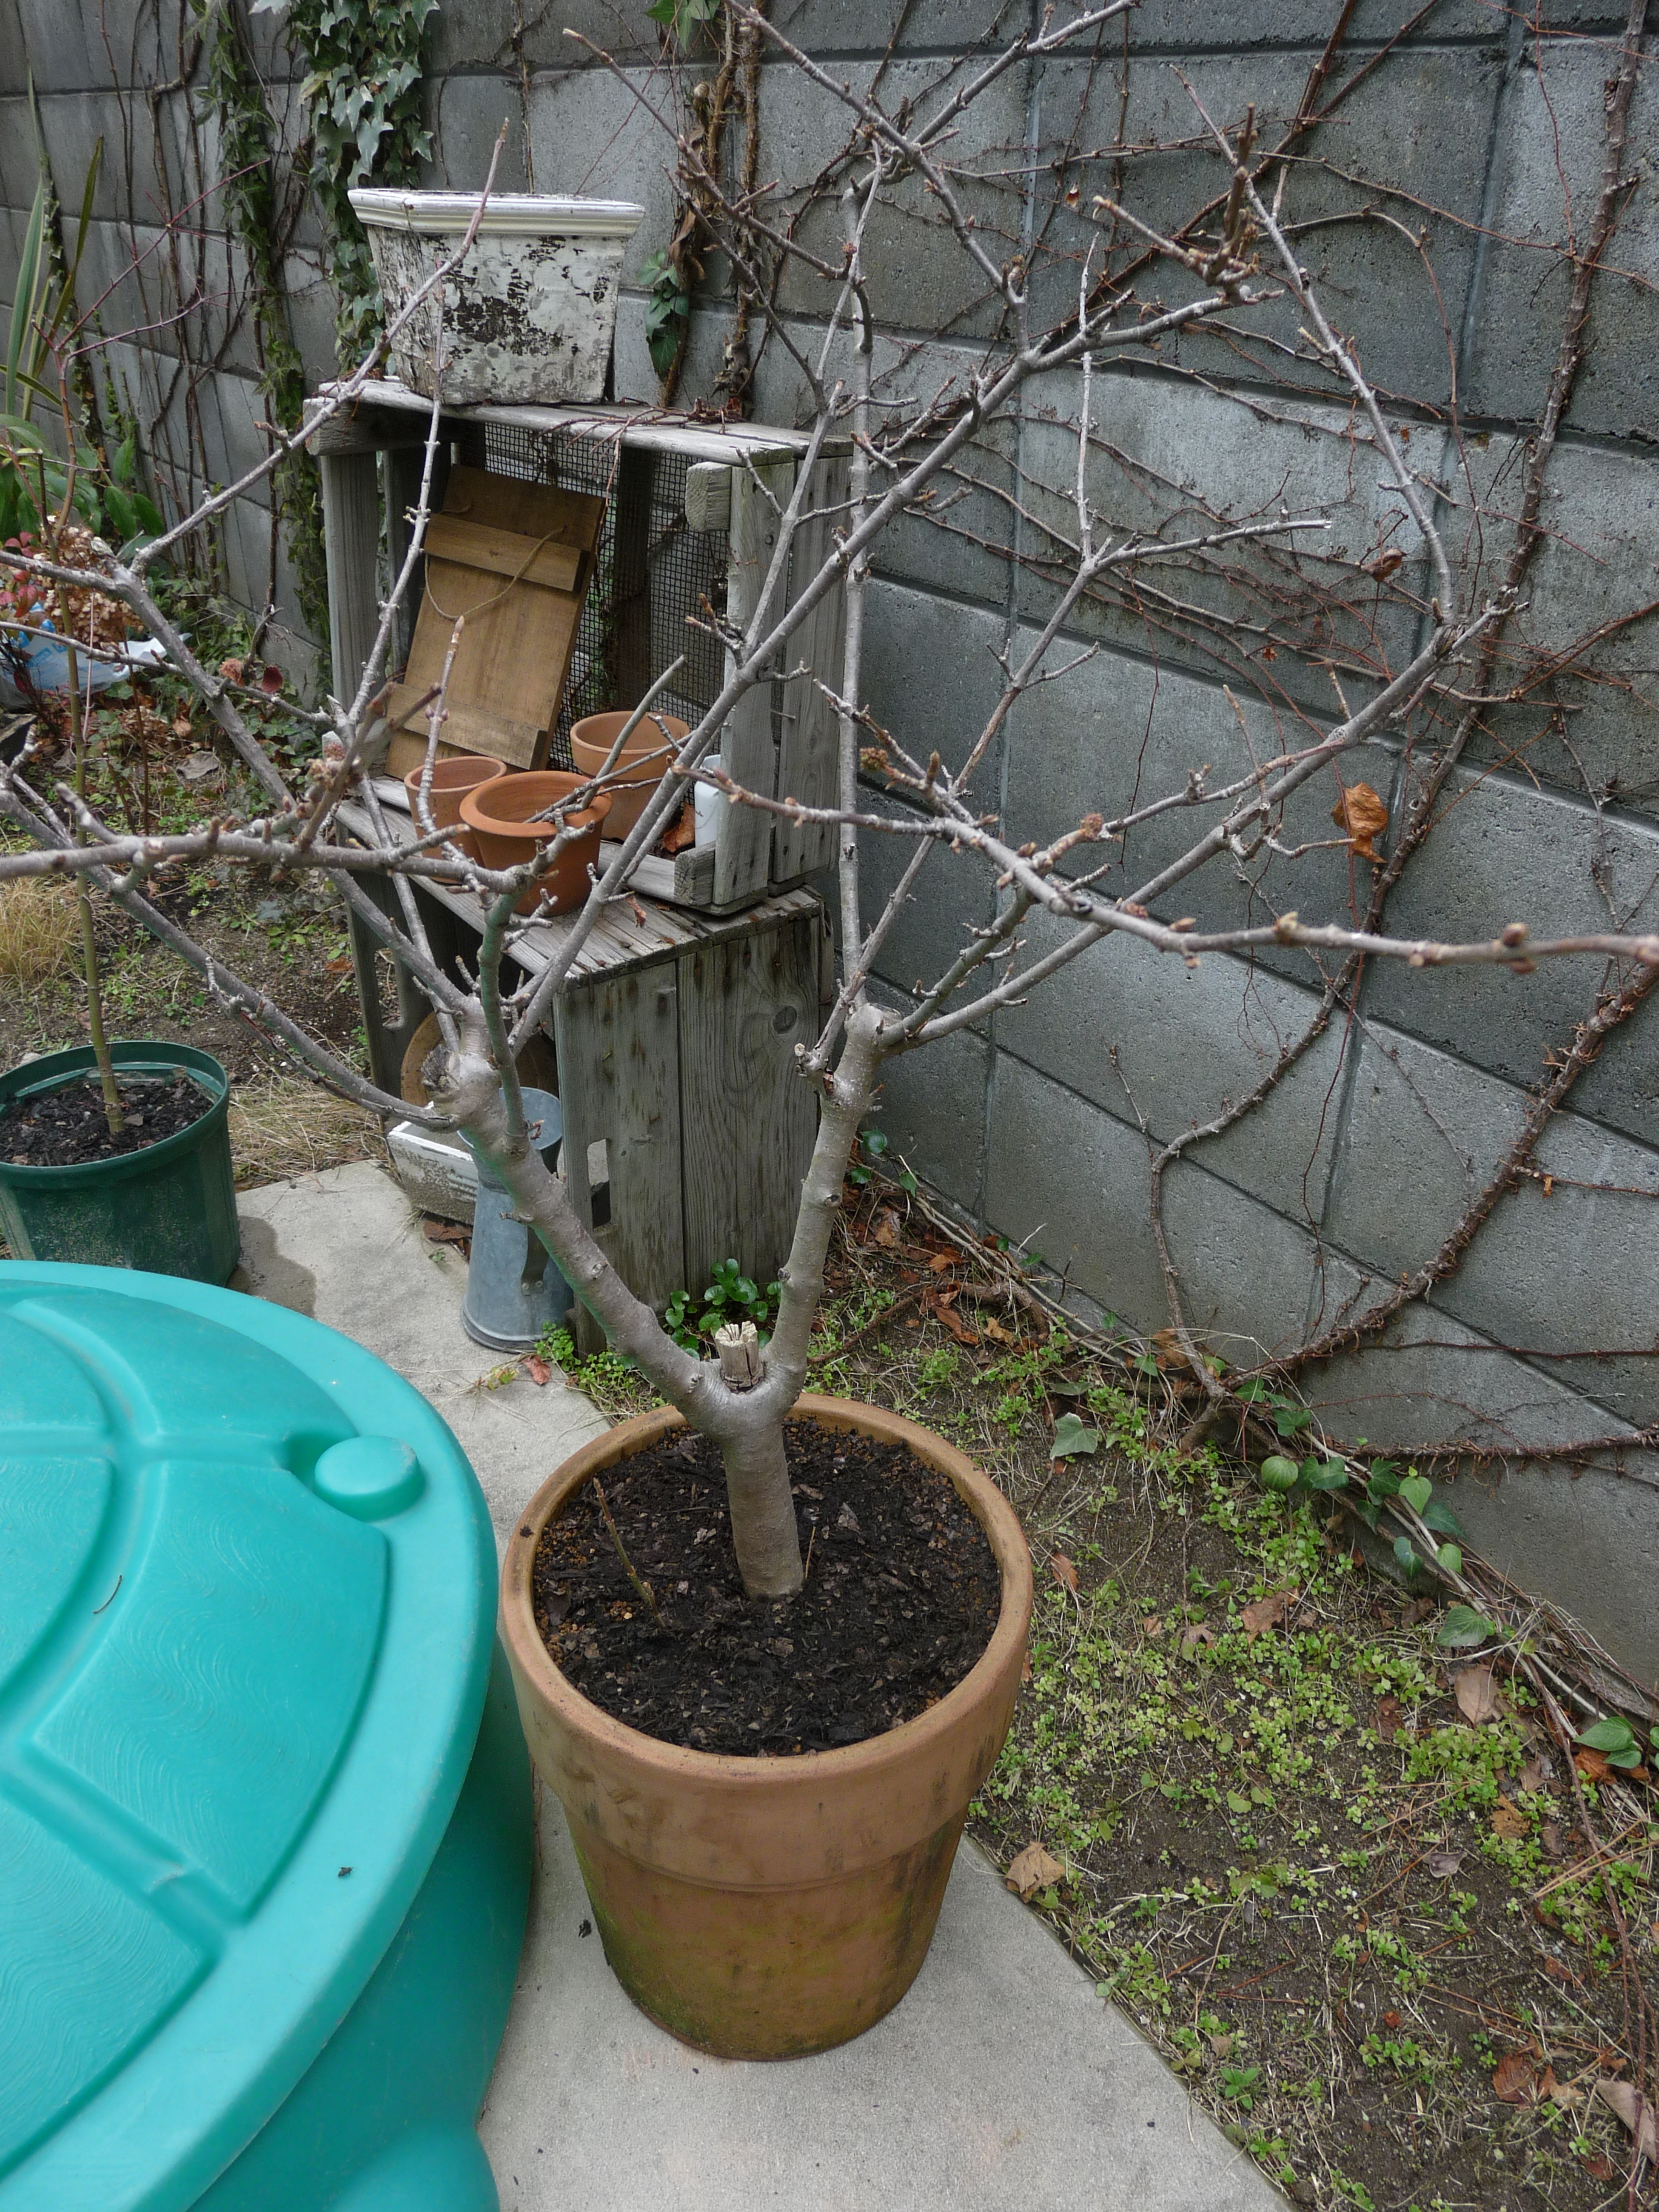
[459,770,611,915]
[403,752,505,860]
[499,1394,1033,2060]
[569,709,689,840]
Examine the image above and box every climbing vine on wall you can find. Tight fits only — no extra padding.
[275,0,438,363]
[195,0,330,643]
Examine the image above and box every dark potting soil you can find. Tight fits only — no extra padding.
[530,1419,1002,1756]
[0,1071,212,1167]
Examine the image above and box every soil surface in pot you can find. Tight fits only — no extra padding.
[1,1071,213,1166]
[531,1419,1000,1755]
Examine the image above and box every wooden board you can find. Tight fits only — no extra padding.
[677,913,822,1292]
[555,968,685,1352]
[390,464,605,771]
[713,457,796,907]
[774,452,848,882]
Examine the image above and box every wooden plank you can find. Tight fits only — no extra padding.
[421,514,581,592]
[329,377,832,463]
[309,403,431,457]
[684,461,731,531]
[677,913,820,1291]
[384,439,452,672]
[713,457,795,908]
[319,449,381,708]
[774,452,848,881]
[384,693,545,767]
[555,968,685,1353]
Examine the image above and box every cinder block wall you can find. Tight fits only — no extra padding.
[5,0,1655,1669]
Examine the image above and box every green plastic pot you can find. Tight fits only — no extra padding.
[0,1041,239,1283]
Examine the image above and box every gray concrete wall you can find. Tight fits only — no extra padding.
[5,0,1656,1672]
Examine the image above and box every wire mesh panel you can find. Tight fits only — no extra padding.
[450,420,729,769]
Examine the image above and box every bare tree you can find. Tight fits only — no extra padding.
[4,6,1656,1606]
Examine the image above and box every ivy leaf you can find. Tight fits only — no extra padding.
[1273,1402,1313,1438]
[1050,1412,1102,1460]
[1578,1717,1640,1761]
[1393,1534,1419,1577]
[1435,1603,1495,1648]
[1301,1458,1349,1492]
[1398,1473,1432,1515]
[1421,1497,1465,1540]
[1437,1543,1463,1575]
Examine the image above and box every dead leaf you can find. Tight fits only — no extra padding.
[1493,2051,1540,2105]
[260,663,284,695]
[1402,1597,1435,1626]
[1375,1695,1404,1741]
[1208,2031,1235,2059]
[1005,1842,1065,1900]
[1242,1590,1294,1640]
[177,751,223,785]
[936,1303,980,1347]
[1455,1664,1500,1726]
[655,799,695,856]
[1491,1795,1528,1840]
[219,656,244,682]
[928,1250,957,1273]
[1021,1651,1033,1683]
[1541,2066,1583,2109]
[1149,1326,1186,1369]
[1381,2010,1401,2030]
[1596,2077,1659,2161]
[1050,1552,1079,1593]
[170,712,192,739]
[1426,1848,1465,1879]
[1541,1820,1565,1858]
[1576,1746,1612,1785]
[1520,1757,1547,1794]
[325,955,354,974]
[1581,2151,1615,2183]
[872,1208,902,1248]
[980,1313,1018,1344]
[1142,1616,1163,1637]
[1332,779,1390,859]
[421,1219,469,1247]
[1181,1621,1219,1660]
[523,1355,551,1386]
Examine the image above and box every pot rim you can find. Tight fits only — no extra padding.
[459,774,612,839]
[402,754,508,795]
[498,1392,1034,1789]
[569,710,690,763]
[0,1041,229,1188]
[349,189,645,240]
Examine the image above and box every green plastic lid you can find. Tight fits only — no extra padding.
[0,1264,495,2212]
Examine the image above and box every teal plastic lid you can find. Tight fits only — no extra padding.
[0,1265,495,2212]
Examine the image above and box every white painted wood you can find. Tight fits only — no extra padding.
[319,449,382,708]
[774,452,848,882]
[684,462,732,531]
[714,457,796,908]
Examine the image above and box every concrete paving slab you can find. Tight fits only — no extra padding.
[233,1161,608,1553]
[234,1159,1279,2212]
[480,1793,1281,2212]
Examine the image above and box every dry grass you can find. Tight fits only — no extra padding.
[228,1075,387,1188]
[0,876,79,987]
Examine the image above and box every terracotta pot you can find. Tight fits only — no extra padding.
[459,771,612,915]
[499,1393,1033,2060]
[569,710,689,841]
[403,752,506,860]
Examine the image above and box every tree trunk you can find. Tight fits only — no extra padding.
[718,1414,803,1598]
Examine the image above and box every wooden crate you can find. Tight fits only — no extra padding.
[313,382,849,915]
[339,793,830,1351]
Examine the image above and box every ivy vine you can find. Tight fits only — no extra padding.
[195,0,329,642]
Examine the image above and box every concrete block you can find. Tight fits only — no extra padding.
[1121,0,1501,42]
[993,914,1348,1220]
[997,626,1401,984]
[1359,763,1659,1124]
[984,1053,1327,1356]
[869,987,991,1215]
[1323,1020,1659,1425]
[35,88,179,227]
[427,0,662,78]
[766,0,1028,56]
[862,575,1010,789]
[858,791,997,1013]
[763,55,1032,341]
[426,71,535,196]
[1013,366,1440,716]
[1443,430,1659,816]
[0,0,30,95]
[1464,35,1659,437]
[1028,42,1498,406]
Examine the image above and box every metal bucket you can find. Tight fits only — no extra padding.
[460,1089,573,1351]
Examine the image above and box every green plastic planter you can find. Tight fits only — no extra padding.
[0,1041,238,1282]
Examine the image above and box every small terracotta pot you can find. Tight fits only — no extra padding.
[459,771,612,915]
[403,752,505,860]
[499,1394,1033,2060]
[569,709,689,841]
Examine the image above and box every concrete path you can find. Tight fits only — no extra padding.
[233,1161,607,1550]
[235,1162,1280,2212]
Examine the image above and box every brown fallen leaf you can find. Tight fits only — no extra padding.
[422,1219,470,1247]
[1493,2050,1540,2105]
[1021,1651,1033,1683]
[1491,1795,1528,1840]
[523,1355,552,1386]
[1520,1756,1548,1794]
[936,1302,980,1347]
[1142,1615,1163,1637]
[1375,1695,1404,1741]
[1541,1820,1565,1858]
[655,798,696,856]
[872,1208,902,1248]
[1181,1621,1219,1660]
[1575,1746,1612,1785]
[928,1249,957,1273]
[171,712,193,739]
[1332,779,1390,859]
[1005,1842,1065,1900]
[1426,1848,1465,1879]
[1402,1597,1435,1626]
[1541,2066,1583,2109]
[1455,1664,1500,1726]
[979,1313,1019,1344]
[1596,2077,1659,2161]
[1050,1552,1079,1593]
[1242,1590,1294,1640]
[1208,2030,1235,2058]
[1149,1326,1186,1369]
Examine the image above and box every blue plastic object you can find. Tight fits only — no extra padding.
[0,1264,529,2212]
[461,1090,572,1352]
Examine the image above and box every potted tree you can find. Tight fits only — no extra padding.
[4,20,1655,2058]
